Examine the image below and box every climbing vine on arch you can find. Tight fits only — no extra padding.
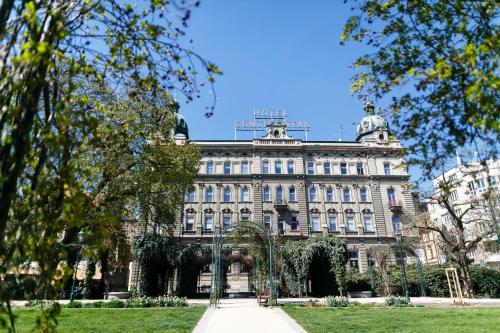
[279,236,348,296]
[133,234,199,296]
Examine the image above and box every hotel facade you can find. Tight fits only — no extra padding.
[150,105,418,296]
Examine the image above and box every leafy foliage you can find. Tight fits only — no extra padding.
[0,1,213,331]
[133,234,199,296]
[343,0,499,173]
[325,296,350,308]
[279,236,348,296]
[384,295,410,307]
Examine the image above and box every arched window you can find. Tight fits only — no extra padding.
[205,187,214,202]
[276,187,283,201]
[275,160,282,174]
[263,186,271,201]
[345,213,355,231]
[363,212,374,232]
[262,160,269,174]
[223,187,231,202]
[309,187,317,201]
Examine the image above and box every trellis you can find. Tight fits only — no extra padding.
[210,221,276,307]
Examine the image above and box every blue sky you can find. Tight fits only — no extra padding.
[181,1,365,142]
[177,1,429,187]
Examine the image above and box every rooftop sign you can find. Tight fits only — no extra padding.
[234,109,310,140]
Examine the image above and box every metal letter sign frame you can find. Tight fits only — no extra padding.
[210,221,276,307]
[234,109,310,140]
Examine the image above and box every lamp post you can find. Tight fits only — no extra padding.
[395,230,410,303]
[70,229,85,302]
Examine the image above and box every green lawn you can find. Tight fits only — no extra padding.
[283,306,500,333]
[13,306,206,333]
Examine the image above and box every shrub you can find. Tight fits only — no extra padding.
[104,300,125,308]
[470,266,500,298]
[83,301,105,308]
[125,295,188,308]
[385,296,409,307]
[325,296,350,308]
[346,270,372,292]
[65,301,83,308]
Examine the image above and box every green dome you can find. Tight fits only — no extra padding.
[356,101,390,140]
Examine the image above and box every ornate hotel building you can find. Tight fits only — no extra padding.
[168,105,417,295]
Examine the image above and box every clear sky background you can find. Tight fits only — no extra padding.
[177,1,427,187]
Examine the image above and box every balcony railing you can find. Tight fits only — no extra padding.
[388,200,403,212]
[274,199,289,211]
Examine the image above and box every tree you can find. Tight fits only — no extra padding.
[407,162,499,298]
[367,246,392,296]
[0,1,217,331]
[342,0,499,174]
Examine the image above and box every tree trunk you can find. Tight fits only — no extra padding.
[459,251,473,298]
[382,266,390,296]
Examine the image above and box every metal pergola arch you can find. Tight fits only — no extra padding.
[210,220,276,307]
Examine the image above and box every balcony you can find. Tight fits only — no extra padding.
[274,199,289,211]
[388,200,403,212]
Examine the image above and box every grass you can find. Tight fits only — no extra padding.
[12,306,206,333]
[283,306,500,333]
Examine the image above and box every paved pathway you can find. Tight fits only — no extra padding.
[192,298,306,333]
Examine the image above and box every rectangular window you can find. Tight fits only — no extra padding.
[206,161,214,174]
[186,189,195,202]
[224,161,231,175]
[346,216,355,231]
[263,187,270,201]
[343,188,351,202]
[289,187,296,201]
[475,178,486,192]
[392,215,400,231]
[185,216,194,231]
[290,216,298,231]
[311,215,320,232]
[275,161,282,174]
[241,215,250,222]
[359,188,368,202]
[488,176,497,186]
[309,188,317,201]
[328,215,337,231]
[223,188,231,202]
[384,162,391,175]
[363,215,373,232]
[205,188,214,202]
[326,188,334,202]
[278,217,285,232]
[307,161,315,175]
[241,161,249,174]
[356,163,364,175]
[241,188,250,202]
[287,161,294,174]
[223,215,231,228]
[262,161,269,174]
[340,163,348,175]
[387,188,396,202]
[348,250,359,269]
[204,216,213,231]
[450,190,458,202]
[263,215,271,229]
[323,162,331,175]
